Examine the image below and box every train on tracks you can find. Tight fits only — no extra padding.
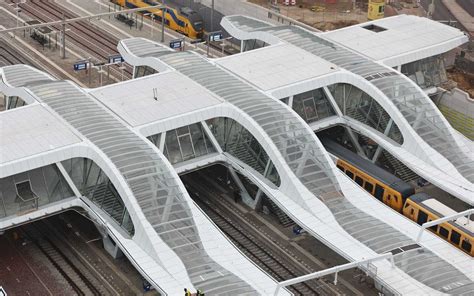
[111,0,204,39]
[322,138,473,256]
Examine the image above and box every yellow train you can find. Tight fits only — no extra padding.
[323,139,473,256]
[112,0,204,39]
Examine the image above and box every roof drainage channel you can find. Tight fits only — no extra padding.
[227,16,474,183]
[0,65,257,295]
[147,48,473,295]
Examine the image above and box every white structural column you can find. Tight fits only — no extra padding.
[56,162,82,198]
[200,120,253,205]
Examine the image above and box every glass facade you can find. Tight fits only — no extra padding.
[134,65,157,78]
[151,123,216,165]
[401,55,447,89]
[6,96,27,110]
[0,164,74,219]
[61,158,134,235]
[242,39,267,52]
[292,88,336,123]
[206,117,280,186]
[328,83,403,144]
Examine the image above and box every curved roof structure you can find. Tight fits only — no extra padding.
[1,14,473,296]
[0,65,282,295]
[221,15,474,205]
[222,15,474,185]
[119,37,474,295]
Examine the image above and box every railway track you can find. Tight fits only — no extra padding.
[10,0,133,78]
[184,176,338,296]
[0,43,25,66]
[21,221,111,296]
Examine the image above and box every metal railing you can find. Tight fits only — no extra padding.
[416,208,474,243]
[273,253,394,296]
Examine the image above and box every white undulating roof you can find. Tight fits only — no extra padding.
[323,14,467,66]
[90,71,223,127]
[0,105,81,164]
[216,43,338,91]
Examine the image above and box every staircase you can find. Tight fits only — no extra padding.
[85,183,125,224]
[264,196,295,228]
[227,142,267,175]
[380,150,419,183]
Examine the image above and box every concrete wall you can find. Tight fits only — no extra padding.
[436,87,474,140]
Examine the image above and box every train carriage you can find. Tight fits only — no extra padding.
[322,138,473,256]
[112,0,203,39]
[322,138,414,211]
[404,193,473,256]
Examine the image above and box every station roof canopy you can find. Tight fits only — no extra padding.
[216,43,339,91]
[89,71,223,127]
[322,14,467,66]
[0,105,81,164]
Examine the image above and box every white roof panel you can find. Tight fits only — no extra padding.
[216,43,339,91]
[323,15,467,63]
[0,105,81,164]
[90,71,223,127]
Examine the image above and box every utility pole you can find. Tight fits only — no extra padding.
[151,14,155,38]
[12,0,26,39]
[60,14,66,59]
[161,0,166,43]
[427,0,435,19]
[14,1,19,39]
[211,0,214,31]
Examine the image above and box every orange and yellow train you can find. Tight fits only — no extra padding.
[112,0,204,39]
[323,139,473,256]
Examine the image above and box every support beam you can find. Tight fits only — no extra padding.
[323,86,343,117]
[274,253,394,296]
[345,127,366,158]
[201,121,223,153]
[159,132,166,152]
[253,159,273,209]
[416,209,474,243]
[288,95,294,108]
[227,166,253,206]
[371,119,394,163]
[55,162,81,198]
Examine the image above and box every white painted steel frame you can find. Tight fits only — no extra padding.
[118,37,474,295]
[0,65,283,296]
